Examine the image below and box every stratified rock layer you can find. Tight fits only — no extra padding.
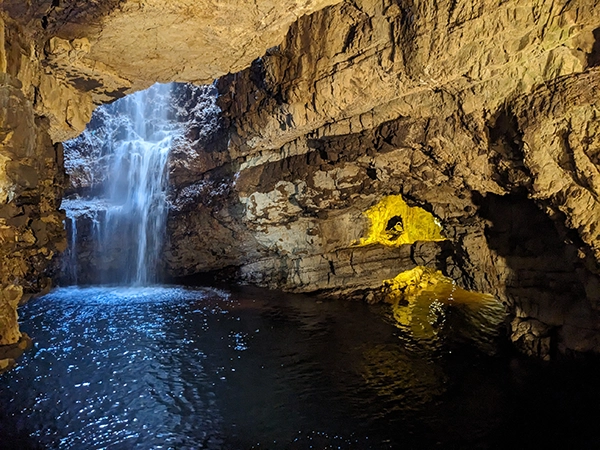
[165,0,600,358]
[0,0,342,363]
[2,0,600,359]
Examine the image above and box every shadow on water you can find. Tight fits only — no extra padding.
[1,285,600,449]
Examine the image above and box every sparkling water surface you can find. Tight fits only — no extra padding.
[2,286,600,449]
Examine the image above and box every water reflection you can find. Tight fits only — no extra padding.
[361,344,446,412]
[383,267,506,355]
[1,286,600,449]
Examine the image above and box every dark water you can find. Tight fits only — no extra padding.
[1,286,600,449]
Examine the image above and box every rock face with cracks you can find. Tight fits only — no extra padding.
[2,0,600,361]
[165,0,600,359]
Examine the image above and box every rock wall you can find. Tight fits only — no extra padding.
[0,17,68,367]
[165,0,600,358]
[2,0,341,109]
[2,0,600,360]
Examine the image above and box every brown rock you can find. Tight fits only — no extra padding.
[2,0,600,359]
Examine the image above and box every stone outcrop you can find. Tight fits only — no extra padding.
[164,0,600,358]
[0,17,67,361]
[3,0,340,130]
[2,0,600,361]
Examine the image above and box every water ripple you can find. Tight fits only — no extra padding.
[1,286,598,449]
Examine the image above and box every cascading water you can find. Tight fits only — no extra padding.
[62,83,178,285]
[100,84,173,285]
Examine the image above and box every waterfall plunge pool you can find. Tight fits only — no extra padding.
[17,83,600,449]
[2,285,600,449]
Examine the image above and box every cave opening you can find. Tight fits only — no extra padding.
[60,83,179,286]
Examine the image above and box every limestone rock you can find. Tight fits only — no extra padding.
[511,318,552,360]
[3,0,600,360]
[3,0,343,118]
[216,0,600,153]
[0,17,67,348]
[189,0,600,357]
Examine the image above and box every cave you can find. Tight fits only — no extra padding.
[2,0,600,448]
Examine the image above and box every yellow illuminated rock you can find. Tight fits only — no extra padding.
[357,195,445,247]
[383,266,448,305]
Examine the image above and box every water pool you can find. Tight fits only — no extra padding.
[1,285,599,449]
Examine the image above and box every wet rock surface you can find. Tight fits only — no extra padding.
[1,0,600,358]
[164,0,600,358]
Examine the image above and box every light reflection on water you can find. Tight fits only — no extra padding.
[1,286,600,449]
[387,280,507,356]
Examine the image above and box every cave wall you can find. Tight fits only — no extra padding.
[165,0,600,358]
[1,0,600,360]
[0,17,69,355]
[0,0,343,362]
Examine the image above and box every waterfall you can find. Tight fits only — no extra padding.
[62,83,178,286]
[64,215,78,285]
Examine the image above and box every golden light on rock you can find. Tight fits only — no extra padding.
[382,267,506,351]
[357,195,445,247]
